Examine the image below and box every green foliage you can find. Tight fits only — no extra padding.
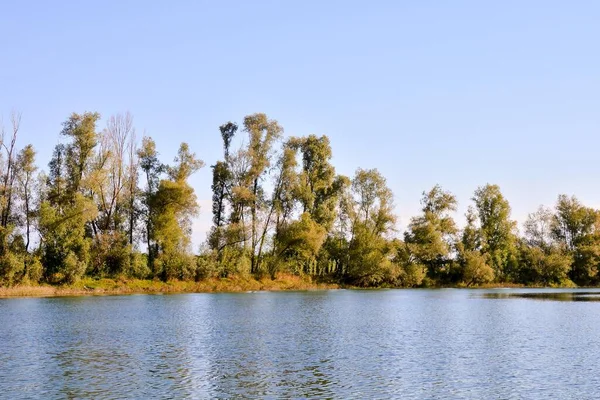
[405,185,457,281]
[61,112,100,195]
[392,242,426,287]
[275,212,327,276]
[209,160,231,251]
[552,195,598,251]
[5,110,600,290]
[461,251,495,287]
[39,194,97,283]
[571,235,600,285]
[345,222,396,286]
[517,242,572,286]
[350,168,396,235]
[89,232,132,277]
[128,252,150,279]
[155,251,197,281]
[289,135,341,231]
[471,184,518,280]
[150,143,203,281]
[23,255,43,284]
[327,168,398,286]
[0,251,24,286]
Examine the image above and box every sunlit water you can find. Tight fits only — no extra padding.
[1,288,600,399]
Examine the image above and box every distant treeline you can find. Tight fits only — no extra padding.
[0,111,596,287]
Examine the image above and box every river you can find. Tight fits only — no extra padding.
[1,288,599,399]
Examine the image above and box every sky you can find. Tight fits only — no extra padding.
[1,0,600,248]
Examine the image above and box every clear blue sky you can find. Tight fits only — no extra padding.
[2,0,599,247]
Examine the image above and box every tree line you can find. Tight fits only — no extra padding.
[0,111,598,288]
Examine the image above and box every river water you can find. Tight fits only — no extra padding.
[1,288,599,399]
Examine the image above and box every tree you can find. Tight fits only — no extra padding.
[151,143,203,280]
[208,122,238,253]
[318,175,351,278]
[210,114,283,274]
[61,112,100,198]
[471,184,517,280]
[343,168,397,285]
[350,168,396,236]
[269,135,350,277]
[289,135,340,231]
[137,137,163,269]
[125,126,139,248]
[13,144,42,283]
[517,241,571,286]
[0,112,25,285]
[243,114,283,273]
[39,113,101,283]
[38,193,97,283]
[462,250,494,287]
[274,212,326,277]
[516,205,573,285]
[94,113,135,232]
[404,185,458,281]
[15,145,37,253]
[524,206,554,250]
[551,195,598,251]
[550,195,600,284]
[0,112,21,231]
[88,113,138,276]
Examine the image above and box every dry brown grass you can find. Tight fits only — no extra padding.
[0,274,339,298]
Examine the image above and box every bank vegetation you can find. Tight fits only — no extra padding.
[0,111,597,292]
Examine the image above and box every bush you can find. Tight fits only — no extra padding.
[0,252,24,286]
[196,252,218,280]
[129,252,151,279]
[63,252,87,284]
[462,251,494,286]
[155,251,197,281]
[90,233,131,277]
[23,255,43,284]
[399,263,426,287]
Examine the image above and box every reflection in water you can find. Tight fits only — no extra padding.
[482,291,600,301]
[2,290,600,398]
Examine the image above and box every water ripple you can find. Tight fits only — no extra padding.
[1,290,600,398]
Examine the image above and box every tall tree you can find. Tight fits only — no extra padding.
[551,194,598,251]
[87,113,139,276]
[137,137,163,269]
[471,184,517,280]
[404,185,458,281]
[0,113,26,284]
[242,113,282,273]
[209,122,237,253]
[94,113,135,232]
[0,112,21,231]
[151,143,203,280]
[125,127,139,247]
[15,145,37,252]
[61,112,100,198]
[40,113,101,283]
[524,206,555,250]
[289,135,340,231]
[38,193,97,283]
[343,168,397,286]
[550,195,600,284]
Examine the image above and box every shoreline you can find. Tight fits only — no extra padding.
[0,275,340,298]
[0,277,587,298]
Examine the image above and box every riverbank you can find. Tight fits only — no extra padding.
[0,274,339,298]
[0,277,579,298]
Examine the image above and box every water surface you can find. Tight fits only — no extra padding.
[1,288,599,399]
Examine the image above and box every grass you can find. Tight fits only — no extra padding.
[0,276,582,298]
[0,274,339,298]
